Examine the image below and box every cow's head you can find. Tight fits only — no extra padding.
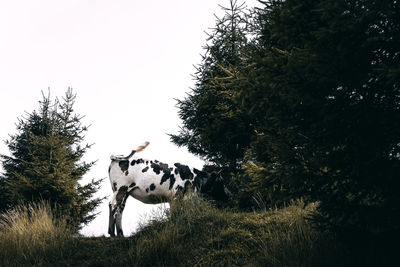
[200,170,231,203]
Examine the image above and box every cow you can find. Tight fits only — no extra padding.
[108,142,229,237]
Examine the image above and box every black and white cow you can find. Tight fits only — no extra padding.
[108,142,228,237]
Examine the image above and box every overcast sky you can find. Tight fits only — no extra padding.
[0,0,260,236]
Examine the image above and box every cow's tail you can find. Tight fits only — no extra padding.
[110,141,150,161]
[135,141,150,153]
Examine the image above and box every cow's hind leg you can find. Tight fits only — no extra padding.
[113,186,129,237]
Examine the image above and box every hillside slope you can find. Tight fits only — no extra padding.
[0,196,356,267]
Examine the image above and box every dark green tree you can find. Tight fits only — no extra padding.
[240,0,400,237]
[0,89,104,231]
[170,0,254,171]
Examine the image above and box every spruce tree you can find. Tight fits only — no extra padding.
[240,0,400,237]
[171,0,254,171]
[0,89,103,231]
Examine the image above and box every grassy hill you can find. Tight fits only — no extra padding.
[0,196,383,267]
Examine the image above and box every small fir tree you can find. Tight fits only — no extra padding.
[0,89,104,231]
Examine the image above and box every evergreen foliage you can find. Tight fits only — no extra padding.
[0,89,104,231]
[173,0,400,239]
[242,0,400,237]
[170,0,254,170]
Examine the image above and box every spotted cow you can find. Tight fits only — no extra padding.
[108,142,228,237]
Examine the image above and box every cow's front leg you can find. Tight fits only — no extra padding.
[108,191,119,237]
[108,202,116,237]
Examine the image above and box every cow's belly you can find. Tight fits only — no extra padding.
[129,185,173,204]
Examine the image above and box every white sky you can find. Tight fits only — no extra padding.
[0,0,260,236]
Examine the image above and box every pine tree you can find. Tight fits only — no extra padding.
[0,89,104,231]
[240,0,400,237]
[171,0,254,171]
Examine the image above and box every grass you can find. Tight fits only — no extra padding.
[0,202,73,266]
[131,196,339,267]
[0,195,353,266]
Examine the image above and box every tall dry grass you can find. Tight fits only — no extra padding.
[0,201,73,266]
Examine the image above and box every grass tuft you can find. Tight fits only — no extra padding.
[0,202,73,266]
